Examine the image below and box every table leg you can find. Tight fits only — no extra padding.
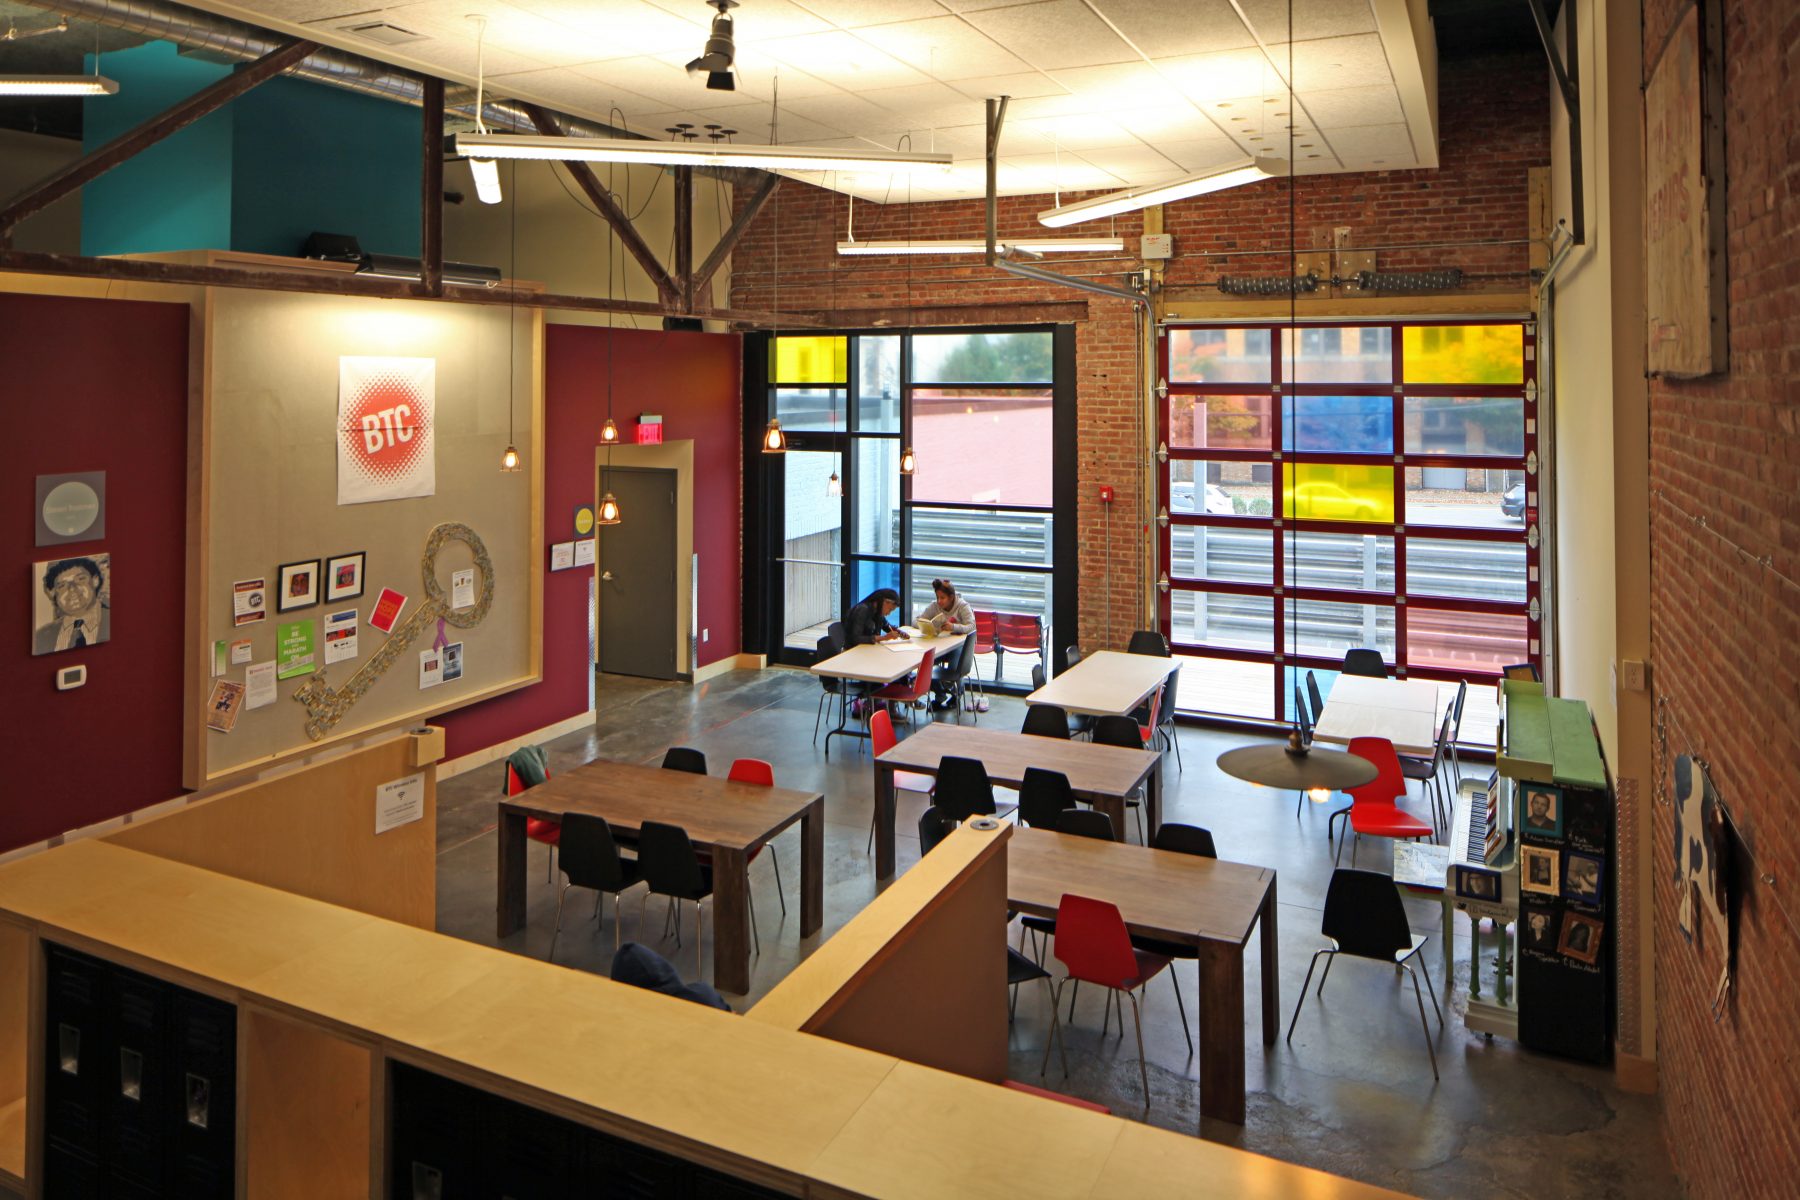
[874,762,898,879]
[1197,938,1247,1125]
[801,800,823,938]
[496,805,527,938]
[1145,756,1164,841]
[1089,794,1126,843]
[712,846,751,995]
[1258,874,1279,1045]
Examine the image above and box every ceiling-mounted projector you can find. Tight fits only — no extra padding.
[686,0,739,92]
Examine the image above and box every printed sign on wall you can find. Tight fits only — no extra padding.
[338,356,436,505]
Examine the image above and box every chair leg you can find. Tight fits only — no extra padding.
[747,887,760,956]
[1402,963,1440,1080]
[694,901,707,982]
[1126,990,1150,1110]
[546,844,554,884]
[1168,968,1194,1055]
[769,846,787,916]
[1318,949,1337,995]
[1099,988,1113,1040]
[1042,979,1070,1078]
[1286,948,1331,1041]
[1168,725,1183,771]
[1415,952,1445,1026]
[1066,979,1081,1023]
[812,692,827,744]
[548,884,570,962]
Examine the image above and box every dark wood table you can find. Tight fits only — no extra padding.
[497,760,824,994]
[1006,826,1279,1126]
[871,724,1162,878]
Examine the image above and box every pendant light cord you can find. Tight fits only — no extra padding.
[509,157,518,449]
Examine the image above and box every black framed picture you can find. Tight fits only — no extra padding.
[1563,851,1606,905]
[1520,782,1564,839]
[325,551,366,602]
[276,558,321,613]
[1454,865,1502,903]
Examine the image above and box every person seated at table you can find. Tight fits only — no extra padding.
[846,587,906,645]
[918,578,975,709]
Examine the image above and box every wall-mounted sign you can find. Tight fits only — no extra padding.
[635,413,664,445]
[36,472,105,546]
[573,504,595,537]
[338,356,436,504]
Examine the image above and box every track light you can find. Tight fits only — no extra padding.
[1038,158,1284,227]
[686,0,738,92]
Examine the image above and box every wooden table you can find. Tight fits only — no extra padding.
[1006,827,1278,1126]
[1312,675,1452,757]
[871,724,1162,878]
[1024,649,1178,717]
[810,630,966,755]
[497,760,824,994]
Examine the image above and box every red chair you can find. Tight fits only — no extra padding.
[1041,894,1173,1109]
[727,757,785,950]
[866,708,938,854]
[505,761,561,882]
[870,648,934,725]
[972,610,998,681]
[1327,737,1434,867]
[995,613,1045,684]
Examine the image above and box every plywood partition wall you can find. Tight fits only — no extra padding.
[748,822,1012,1084]
[242,1006,373,1200]
[105,729,439,928]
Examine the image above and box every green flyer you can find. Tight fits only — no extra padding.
[276,620,316,681]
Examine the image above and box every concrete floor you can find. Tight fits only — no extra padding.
[434,667,1681,1200]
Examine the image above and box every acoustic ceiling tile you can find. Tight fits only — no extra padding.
[1153,47,1282,105]
[1006,112,1141,150]
[1236,0,1379,43]
[1266,33,1394,91]
[1046,61,1191,111]
[949,70,1071,100]
[753,29,933,90]
[640,0,833,41]
[960,0,1138,71]
[1297,84,1403,127]
[1157,136,1256,173]
[858,81,994,131]
[1322,122,1416,161]
[1087,0,1256,59]
[794,0,949,26]
[524,0,703,54]
[851,15,1029,80]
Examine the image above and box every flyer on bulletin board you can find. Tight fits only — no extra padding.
[370,587,407,633]
[323,608,359,665]
[276,621,315,680]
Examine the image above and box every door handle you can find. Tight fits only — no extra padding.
[602,570,614,581]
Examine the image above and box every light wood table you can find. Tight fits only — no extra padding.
[1006,827,1278,1126]
[1024,650,1178,717]
[497,760,824,994]
[1312,674,1452,757]
[810,630,966,756]
[872,724,1162,878]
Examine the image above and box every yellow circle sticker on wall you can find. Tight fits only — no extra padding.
[573,505,595,536]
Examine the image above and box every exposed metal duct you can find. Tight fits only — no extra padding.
[14,0,640,140]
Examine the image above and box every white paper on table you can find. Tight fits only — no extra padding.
[229,639,252,666]
[375,773,425,834]
[418,647,444,689]
[573,538,596,567]
[323,608,359,665]
[882,641,923,653]
[244,660,276,709]
[451,568,475,610]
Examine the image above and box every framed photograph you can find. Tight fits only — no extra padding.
[276,559,321,612]
[1558,912,1604,964]
[1563,851,1606,906]
[1454,865,1502,903]
[1519,782,1564,839]
[1520,844,1560,896]
[1523,907,1559,952]
[325,551,366,602]
[32,552,112,656]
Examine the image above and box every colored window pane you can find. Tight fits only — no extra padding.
[1281,326,1393,383]
[1171,525,1272,583]
[1406,606,1529,672]
[1407,538,1527,603]
[1285,531,1395,593]
[773,387,844,431]
[911,331,1052,383]
[1291,599,1397,661]
[910,387,1051,505]
[1282,463,1396,523]
[773,336,847,384]
[1401,325,1524,384]
[1168,327,1272,383]
[1171,394,1271,449]
[1171,590,1273,652]
[1284,395,1393,453]
[1403,396,1524,456]
[1171,654,1275,719]
[1172,458,1273,517]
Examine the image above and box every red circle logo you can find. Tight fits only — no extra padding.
[344,372,431,483]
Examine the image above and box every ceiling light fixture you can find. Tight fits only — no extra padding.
[686,0,738,92]
[1037,158,1284,227]
[466,15,501,204]
[836,237,1124,256]
[0,74,118,95]
[453,132,951,174]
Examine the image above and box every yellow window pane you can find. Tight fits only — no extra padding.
[773,336,847,384]
[1282,463,1396,523]
[1401,325,1524,384]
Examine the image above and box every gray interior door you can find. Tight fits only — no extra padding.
[597,465,678,680]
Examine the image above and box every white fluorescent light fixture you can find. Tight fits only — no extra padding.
[455,132,951,174]
[0,74,119,95]
[1037,158,1285,227]
[468,157,502,205]
[836,237,1125,256]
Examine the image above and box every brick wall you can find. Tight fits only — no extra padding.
[1644,1,1800,1196]
[730,50,1547,654]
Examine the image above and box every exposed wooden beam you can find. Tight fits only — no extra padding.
[0,39,319,244]
[520,103,678,302]
[692,173,777,302]
[0,249,824,326]
[420,75,444,296]
[674,165,693,312]
[784,300,1091,329]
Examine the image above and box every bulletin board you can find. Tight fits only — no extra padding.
[188,287,542,785]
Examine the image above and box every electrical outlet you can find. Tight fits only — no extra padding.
[1619,659,1648,692]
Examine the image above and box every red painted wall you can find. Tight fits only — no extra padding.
[435,324,741,760]
[0,292,190,853]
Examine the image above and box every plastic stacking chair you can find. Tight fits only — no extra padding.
[1444,679,1469,785]
[1155,664,1183,772]
[1056,809,1116,840]
[1126,630,1169,656]
[1287,868,1444,1079]
[973,610,999,680]
[1121,823,1219,1057]
[1328,737,1434,867]
[933,755,1000,823]
[1018,803,1114,962]
[1041,894,1173,1110]
[1398,712,1456,836]
[871,648,935,726]
[1018,768,1077,830]
[996,613,1046,684]
[935,633,978,722]
[1021,703,1073,740]
[1292,684,1315,819]
[1090,695,1157,844]
[917,805,956,855]
[1062,645,1083,671]
[1341,648,1387,677]
[1306,670,1327,724]
[636,821,715,978]
[661,746,707,775]
[547,813,641,962]
[727,758,786,944]
[502,747,559,882]
[866,708,938,854]
[812,634,847,745]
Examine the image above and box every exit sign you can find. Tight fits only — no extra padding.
[636,413,663,444]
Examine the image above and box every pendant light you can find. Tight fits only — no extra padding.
[466,17,502,205]
[499,159,523,472]
[898,445,916,475]
[596,490,621,525]
[826,470,842,497]
[762,419,788,452]
[760,77,788,456]
[597,158,624,523]
[600,417,619,443]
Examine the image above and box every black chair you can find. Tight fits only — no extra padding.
[918,805,956,855]
[636,821,717,973]
[1287,868,1443,1079]
[1018,768,1076,830]
[1062,644,1084,671]
[1156,662,1183,771]
[1293,684,1315,819]
[935,633,978,721]
[1341,648,1387,678]
[1306,670,1327,724]
[1089,716,1148,842]
[661,746,708,775]
[1445,679,1469,784]
[1057,809,1116,840]
[1126,630,1170,656]
[610,942,731,1011]
[1021,703,1073,740]
[812,634,847,745]
[548,813,641,962]
[1154,823,1217,858]
[1400,711,1457,835]
[934,755,999,823]
[1121,822,1219,1055]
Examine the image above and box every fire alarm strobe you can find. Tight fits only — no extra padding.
[56,664,86,690]
[1099,486,1114,503]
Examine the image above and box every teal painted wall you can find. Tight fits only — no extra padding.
[81,42,234,256]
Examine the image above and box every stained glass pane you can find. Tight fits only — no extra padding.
[1284,395,1393,453]
[1282,463,1396,523]
[1401,325,1524,384]
[773,336,847,384]
[1403,396,1525,456]
[1168,328,1272,383]
[1407,607,1529,672]
[1170,394,1272,450]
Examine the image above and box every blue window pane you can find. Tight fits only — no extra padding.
[1283,395,1393,453]
[852,559,899,602]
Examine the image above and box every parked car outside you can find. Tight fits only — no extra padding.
[1501,482,1525,520]
[1171,481,1237,516]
